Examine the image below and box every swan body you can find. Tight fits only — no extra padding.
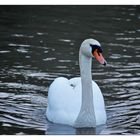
[46,39,107,127]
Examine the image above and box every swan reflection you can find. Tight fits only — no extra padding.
[46,120,106,135]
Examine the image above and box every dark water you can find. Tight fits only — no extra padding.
[0,5,140,135]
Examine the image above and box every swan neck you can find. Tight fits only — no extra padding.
[80,54,92,83]
[74,50,96,127]
[79,51,93,106]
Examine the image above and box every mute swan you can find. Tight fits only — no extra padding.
[46,39,107,128]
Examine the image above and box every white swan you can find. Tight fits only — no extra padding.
[46,39,107,128]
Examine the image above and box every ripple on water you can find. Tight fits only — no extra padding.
[17,48,28,53]
[0,92,47,134]
[0,50,11,53]
[0,82,47,92]
[43,57,56,61]
[58,39,72,43]
[8,43,31,47]
[11,34,34,38]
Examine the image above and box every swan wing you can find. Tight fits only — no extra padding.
[92,81,107,125]
[46,77,81,126]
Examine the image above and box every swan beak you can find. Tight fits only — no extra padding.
[93,49,107,66]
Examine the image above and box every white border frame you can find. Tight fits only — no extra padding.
[0,0,140,5]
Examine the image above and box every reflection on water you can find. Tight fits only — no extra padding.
[46,120,106,135]
[0,5,140,135]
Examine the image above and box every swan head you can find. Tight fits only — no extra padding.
[80,39,107,65]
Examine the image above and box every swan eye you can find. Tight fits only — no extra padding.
[90,44,103,54]
[98,47,103,53]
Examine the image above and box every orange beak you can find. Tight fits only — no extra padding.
[93,49,107,65]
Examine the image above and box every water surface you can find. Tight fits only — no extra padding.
[0,5,140,135]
